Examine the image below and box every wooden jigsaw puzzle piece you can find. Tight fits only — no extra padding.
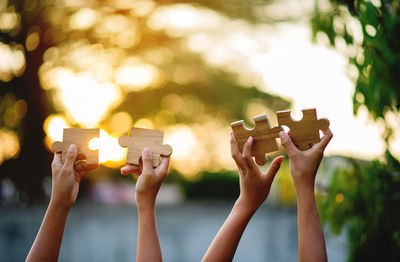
[52,128,100,165]
[231,115,283,166]
[118,127,173,167]
[277,108,329,150]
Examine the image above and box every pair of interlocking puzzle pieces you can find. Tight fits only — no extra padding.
[52,128,173,167]
[231,108,330,165]
[52,108,329,168]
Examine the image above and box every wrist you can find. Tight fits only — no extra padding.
[235,196,259,216]
[49,195,73,211]
[135,195,156,210]
[292,174,315,192]
[48,198,71,214]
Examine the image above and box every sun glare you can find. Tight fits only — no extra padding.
[54,72,121,127]
[93,129,126,167]
[165,125,205,176]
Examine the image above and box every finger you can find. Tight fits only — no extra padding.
[141,148,154,175]
[63,144,78,169]
[74,162,98,180]
[52,152,62,169]
[242,136,260,175]
[264,156,284,182]
[230,132,245,169]
[279,131,299,158]
[155,156,170,181]
[315,128,333,151]
[120,164,141,176]
[76,154,86,161]
[82,163,98,173]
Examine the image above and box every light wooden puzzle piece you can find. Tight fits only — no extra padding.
[52,128,100,165]
[277,108,330,151]
[118,127,173,167]
[231,115,283,166]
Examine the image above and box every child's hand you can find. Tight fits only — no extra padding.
[230,132,283,212]
[121,148,170,209]
[51,144,98,209]
[279,128,333,190]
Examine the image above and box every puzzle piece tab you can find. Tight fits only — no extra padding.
[118,127,173,167]
[52,128,100,165]
[277,108,329,150]
[231,115,283,166]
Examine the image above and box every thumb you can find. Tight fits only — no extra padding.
[279,131,298,157]
[141,148,154,174]
[265,156,283,182]
[63,144,78,169]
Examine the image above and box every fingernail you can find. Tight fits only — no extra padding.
[247,136,253,142]
[277,156,284,164]
[120,167,128,175]
[69,144,77,153]
[143,148,151,157]
[279,131,286,140]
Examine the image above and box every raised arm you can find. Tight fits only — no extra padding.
[26,144,98,262]
[201,133,283,262]
[121,148,170,262]
[279,129,333,262]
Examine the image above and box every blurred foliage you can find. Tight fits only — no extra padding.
[311,0,400,140]
[312,1,400,261]
[174,170,240,200]
[321,151,400,261]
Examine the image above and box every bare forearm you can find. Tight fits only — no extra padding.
[137,205,162,262]
[296,184,327,262]
[26,201,70,262]
[202,199,255,262]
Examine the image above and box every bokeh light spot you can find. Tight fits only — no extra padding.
[26,31,40,52]
[111,112,132,134]
[0,128,20,165]
[69,8,97,30]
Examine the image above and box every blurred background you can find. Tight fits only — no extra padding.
[0,0,399,261]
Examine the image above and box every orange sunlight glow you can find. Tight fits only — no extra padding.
[49,69,121,127]
[165,125,206,176]
[92,129,126,167]
[164,122,234,176]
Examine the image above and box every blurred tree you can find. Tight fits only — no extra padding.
[0,0,291,202]
[0,0,52,203]
[311,0,400,145]
[312,0,400,261]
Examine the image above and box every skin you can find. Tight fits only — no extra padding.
[279,128,333,262]
[120,148,170,262]
[26,144,98,262]
[202,133,284,262]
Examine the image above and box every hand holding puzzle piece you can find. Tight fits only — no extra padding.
[118,127,173,167]
[52,128,100,165]
[231,108,330,165]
